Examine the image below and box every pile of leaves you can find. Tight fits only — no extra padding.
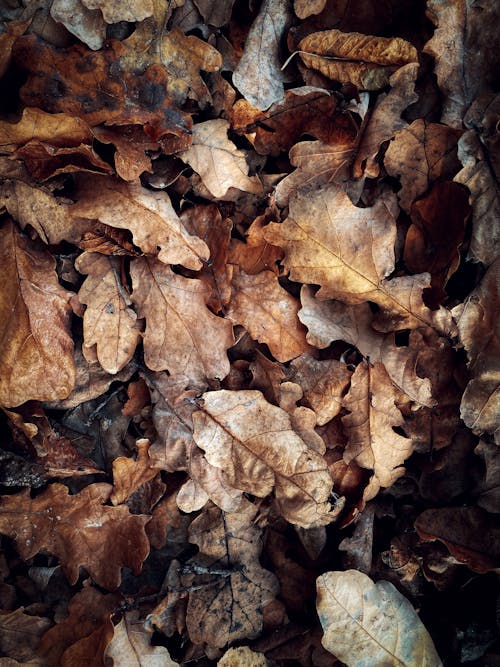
[0,0,498,665]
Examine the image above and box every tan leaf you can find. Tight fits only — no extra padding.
[317,570,442,666]
[298,30,417,91]
[218,647,268,667]
[233,0,292,110]
[192,389,342,527]
[0,609,52,662]
[71,174,209,269]
[76,253,141,374]
[294,0,327,19]
[424,0,499,128]
[110,439,159,505]
[229,214,283,275]
[299,286,435,407]
[227,268,310,362]
[454,129,500,266]
[0,483,150,589]
[82,0,154,23]
[342,361,414,499]
[104,611,178,666]
[453,259,500,438]
[384,119,461,213]
[353,62,418,178]
[264,184,454,335]
[131,258,233,382]
[78,222,139,257]
[185,504,279,647]
[180,120,262,198]
[291,354,352,426]
[0,219,75,408]
[50,0,106,50]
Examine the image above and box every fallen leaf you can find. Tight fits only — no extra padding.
[0,483,150,589]
[232,0,292,110]
[0,609,52,662]
[50,0,106,50]
[218,646,268,667]
[384,119,461,213]
[227,268,310,362]
[297,29,417,91]
[424,0,499,128]
[77,222,138,257]
[342,361,413,499]
[192,389,342,527]
[91,125,156,182]
[453,260,500,438]
[82,0,154,23]
[317,570,442,666]
[131,258,233,382]
[294,0,327,19]
[110,439,159,505]
[264,184,454,335]
[0,20,29,78]
[76,252,141,374]
[184,503,279,647]
[0,219,75,407]
[249,350,286,404]
[229,214,283,275]
[454,129,500,266]
[193,0,236,27]
[338,504,374,574]
[475,440,500,514]
[71,174,209,269]
[180,119,262,198]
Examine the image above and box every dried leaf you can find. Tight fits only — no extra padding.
[193,0,236,27]
[294,0,327,19]
[264,184,454,335]
[475,441,500,514]
[342,361,413,499]
[0,219,75,407]
[316,570,443,666]
[91,125,156,182]
[192,389,342,527]
[229,215,283,275]
[82,0,154,23]
[0,20,30,78]
[218,647,268,667]
[50,0,106,50]
[76,253,141,374]
[0,609,52,662]
[131,258,233,382]
[0,483,150,589]
[233,0,292,110]
[298,30,417,91]
[110,439,159,505]
[384,119,461,213]
[71,174,209,269]
[180,120,262,198]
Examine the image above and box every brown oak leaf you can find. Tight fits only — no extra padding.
[0,219,75,407]
[0,608,52,663]
[50,0,106,50]
[110,439,159,506]
[0,483,150,589]
[229,214,283,275]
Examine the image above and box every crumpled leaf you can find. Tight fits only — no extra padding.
[227,268,310,362]
[454,129,500,266]
[218,647,268,667]
[192,389,342,527]
[384,119,461,213]
[233,0,292,110]
[424,0,499,128]
[229,214,283,275]
[298,286,435,407]
[76,252,141,374]
[0,483,150,589]
[298,29,417,91]
[193,0,236,27]
[452,259,500,438]
[0,608,52,662]
[0,20,29,79]
[342,361,414,500]
[110,439,159,506]
[131,258,233,382]
[70,174,209,269]
[180,119,262,198]
[294,0,327,19]
[0,219,75,408]
[316,570,443,666]
[475,441,500,514]
[184,503,279,647]
[50,0,106,51]
[264,184,454,335]
[82,0,154,23]
[90,125,156,182]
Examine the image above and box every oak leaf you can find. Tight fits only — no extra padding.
[71,174,209,269]
[91,125,156,182]
[229,214,283,275]
[0,483,150,589]
[0,20,29,79]
[110,439,159,506]
[193,0,236,27]
[232,0,292,110]
[104,611,178,666]
[0,219,75,407]
[184,503,279,647]
[131,258,233,382]
[76,252,141,374]
[264,184,454,335]
[82,0,154,23]
[475,441,500,514]
[50,0,106,50]
[297,29,417,91]
[294,0,327,19]
[192,389,341,527]
[227,268,310,362]
[0,609,52,662]
[180,120,262,198]
[384,119,461,213]
[342,361,413,499]
[316,570,442,666]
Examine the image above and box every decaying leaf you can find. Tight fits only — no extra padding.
[316,570,442,666]
[82,0,154,23]
[192,389,342,527]
[233,0,292,110]
[76,252,141,374]
[0,483,150,589]
[180,120,262,198]
[0,608,52,662]
[50,0,106,51]
[229,214,283,275]
[110,439,159,506]
[131,258,233,382]
[297,29,417,91]
[0,219,75,407]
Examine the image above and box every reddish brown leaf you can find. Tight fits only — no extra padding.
[0,608,52,662]
[110,439,159,505]
[229,214,283,275]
